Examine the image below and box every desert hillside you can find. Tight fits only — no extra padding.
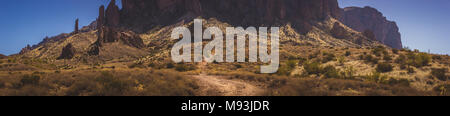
[0,0,448,96]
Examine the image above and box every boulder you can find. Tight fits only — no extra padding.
[58,43,76,59]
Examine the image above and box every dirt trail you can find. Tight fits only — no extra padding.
[192,62,263,96]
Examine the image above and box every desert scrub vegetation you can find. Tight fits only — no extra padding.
[321,52,335,63]
[376,62,394,73]
[265,78,430,96]
[128,62,146,69]
[372,46,388,57]
[277,60,297,76]
[405,52,432,68]
[434,83,449,96]
[175,63,197,72]
[363,72,410,87]
[345,51,351,56]
[431,68,448,81]
[303,61,341,78]
[361,54,379,64]
[0,69,199,96]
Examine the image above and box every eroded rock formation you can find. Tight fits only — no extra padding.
[74,18,79,34]
[58,43,76,59]
[340,6,402,49]
[89,0,144,55]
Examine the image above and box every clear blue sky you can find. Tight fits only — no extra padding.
[0,0,448,55]
[0,0,121,55]
[339,0,450,55]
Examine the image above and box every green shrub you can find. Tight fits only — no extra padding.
[303,61,321,75]
[395,54,406,64]
[322,65,340,78]
[20,74,41,86]
[383,55,392,61]
[94,71,132,96]
[407,67,415,74]
[166,62,175,68]
[376,62,394,73]
[406,52,431,68]
[366,72,382,83]
[434,83,449,96]
[337,56,345,65]
[363,55,379,64]
[234,64,242,68]
[413,53,431,67]
[431,68,448,81]
[303,61,342,78]
[432,55,442,60]
[385,78,410,87]
[359,54,364,60]
[392,49,399,54]
[175,63,196,72]
[277,60,297,76]
[128,62,146,69]
[341,66,355,79]
[345,51,351,56]
[372,46,386,57]
[321,52,335,63]
[286,60,297,69]
[297,57,307,66]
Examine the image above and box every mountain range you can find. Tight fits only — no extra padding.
[17,0,402,60]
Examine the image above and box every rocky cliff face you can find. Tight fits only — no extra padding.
[340,6,402,49]
[120,0,341,33]
[87,0,343,56]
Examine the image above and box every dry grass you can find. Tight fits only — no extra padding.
[0,69,199,96]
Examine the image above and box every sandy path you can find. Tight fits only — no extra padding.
[192,62,263,96]
[192,74,263,96]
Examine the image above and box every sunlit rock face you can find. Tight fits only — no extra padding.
[340,6,402,49]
